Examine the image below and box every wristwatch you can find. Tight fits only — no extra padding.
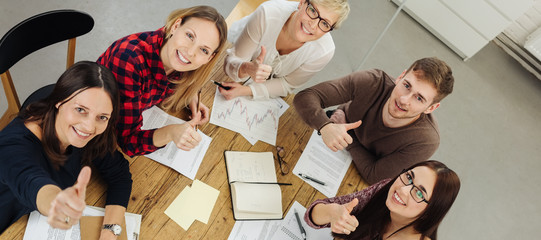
[102,224,122,236]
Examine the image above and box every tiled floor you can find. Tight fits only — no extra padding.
[1,0,540,239]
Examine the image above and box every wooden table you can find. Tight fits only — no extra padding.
[0,53,368,240]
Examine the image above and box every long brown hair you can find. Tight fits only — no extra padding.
[160,5,227,114]
[20,61,120,168]
[335,160,461,240]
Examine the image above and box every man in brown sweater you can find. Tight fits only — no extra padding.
[293,57,454,184]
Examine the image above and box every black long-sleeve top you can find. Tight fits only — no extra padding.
[0,117,132,233]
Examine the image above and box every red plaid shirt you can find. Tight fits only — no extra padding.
[97,28,181,157]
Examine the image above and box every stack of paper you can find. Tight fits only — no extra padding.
[23,206,141,240]
[293,130,352,197]
[164,179,220,230]
[141,106,212,180]
[228,201,332,240]
[209,87,289,145]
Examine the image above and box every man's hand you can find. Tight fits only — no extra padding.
[320,120,362,151]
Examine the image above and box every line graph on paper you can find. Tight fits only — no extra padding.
[210,88,279,145]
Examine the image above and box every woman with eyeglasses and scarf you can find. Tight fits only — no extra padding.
[305,160,460,240]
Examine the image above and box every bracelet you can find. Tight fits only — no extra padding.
[317,121,334,136]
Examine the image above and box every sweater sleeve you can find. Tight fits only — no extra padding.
[303,179,391,229]
[350,136,438,185]
[92,150,133,208]
[249,46,335,100]
[224,3,265,82]
[293,73,358,130]
[0,137,57,211]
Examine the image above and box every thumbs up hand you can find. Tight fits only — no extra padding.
[47,166,91,229]
[329,198,359,235]
[319,120,363,152]
[241,46,273,83]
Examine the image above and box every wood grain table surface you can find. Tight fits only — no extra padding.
[0,50,368,240]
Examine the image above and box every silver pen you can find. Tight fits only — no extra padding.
[298,173,326,185]
[294,209,307,240]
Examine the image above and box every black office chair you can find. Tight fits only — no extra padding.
[0,10,94,129]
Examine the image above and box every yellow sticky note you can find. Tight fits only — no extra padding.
[164,180,220,231]
[190,179,220,224]
[164,185,195,230]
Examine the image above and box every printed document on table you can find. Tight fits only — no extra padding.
[23,206,141,240]
[241,97,290,145]
[141,106,211,180]
[210,87,280,145]
[293,130,352,197]
[228,201,332,240]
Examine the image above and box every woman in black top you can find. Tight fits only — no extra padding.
[0,61,132,239]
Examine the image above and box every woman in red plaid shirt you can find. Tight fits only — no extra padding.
[98,6,227,157]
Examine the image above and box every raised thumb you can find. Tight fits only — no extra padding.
[74,166,91,198]
[345,198,359,213]
[344,120,362,131]
[256,45,266,63]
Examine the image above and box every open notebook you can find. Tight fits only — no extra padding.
[224,151,283,220]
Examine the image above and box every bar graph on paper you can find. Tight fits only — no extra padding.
[210,88,279,145]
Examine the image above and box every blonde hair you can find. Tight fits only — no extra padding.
[160,6,227,114]
[310,0,350,29]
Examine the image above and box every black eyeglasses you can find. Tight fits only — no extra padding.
[399,169,429,204]
[276,146,289,175]
[305,0,334,32]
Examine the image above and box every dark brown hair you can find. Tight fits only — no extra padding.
[160,5,228,114]
[20,61,120,168]
[405,57,454,104]
[335,160,460,240]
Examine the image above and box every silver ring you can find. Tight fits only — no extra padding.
[64,216,70,224]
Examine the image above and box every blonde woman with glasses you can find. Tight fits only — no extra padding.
[221,0,350,100]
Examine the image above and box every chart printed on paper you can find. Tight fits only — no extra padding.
[210,87,279,145]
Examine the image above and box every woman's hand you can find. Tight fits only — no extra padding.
[239,46,272,83]
[319,120,362,152]
[166,122,202,151]
[188,97,209,125]
[47,167,91,229]
[218,82,252,100]
[328,198,360,235]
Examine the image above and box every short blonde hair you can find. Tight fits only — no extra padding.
[310,0,350,29]
[160,6,227,114]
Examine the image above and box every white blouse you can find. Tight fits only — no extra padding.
[224,0,335,100]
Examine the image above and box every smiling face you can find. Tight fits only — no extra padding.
[161,17,220,74]
[383,70,440,127]
[288,0,340,43]
[55,87,113,150]
[386,166,437,221]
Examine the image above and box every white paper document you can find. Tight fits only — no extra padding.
[23,206,142,240]
[141,106,211,180]
[241,97,290,145]
[210,87,280,145]
[228,201,332,240]
[293,130,352,197]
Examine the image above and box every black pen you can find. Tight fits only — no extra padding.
[230,181,292,185]
[294,209,307,240]
[298,173,326,186]
[211,80,231,90]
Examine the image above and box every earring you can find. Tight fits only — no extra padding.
[166,33,173,40]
